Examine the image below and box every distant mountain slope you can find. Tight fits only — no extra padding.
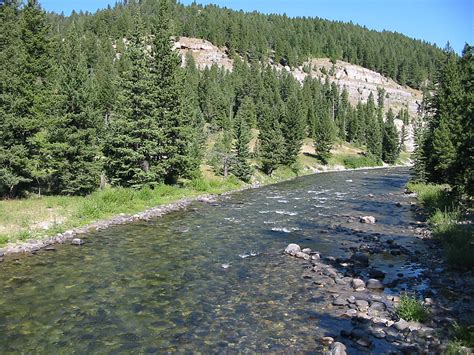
[50,0,444,88]
[174,36,420,151]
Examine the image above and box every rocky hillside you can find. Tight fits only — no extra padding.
[174,36,420,151]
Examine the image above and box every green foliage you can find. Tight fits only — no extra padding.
[396,293,429,322]
[342,155,381,169]
[258,105,285,175]
[313,109,335,164]
[232,105,253,182]
[382,108,400,164]
[407,182,473,268]
[280,92,305,165]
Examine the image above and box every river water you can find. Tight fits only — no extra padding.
[0,168,426,353]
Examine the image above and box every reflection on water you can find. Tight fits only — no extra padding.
[0,168,423,352]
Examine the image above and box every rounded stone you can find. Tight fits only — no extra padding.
[284,243,301,255]
[351,278,366,290]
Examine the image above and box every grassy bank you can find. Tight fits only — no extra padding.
[0,177,242,247]
[406,182,473,268]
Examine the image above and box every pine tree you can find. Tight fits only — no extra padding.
[0,0,53,196]
[258,105,285,175]
[411,116,428,182]
[46,23,102,195]
[104,9,162,188]
[280,92,305,166]
[424,44,464,184]
[232,107,252,182]
[150,0,196,184]
[365,92,383,160]
[382,108,399,164]
[313,107,335,164]
[455,45,474,196]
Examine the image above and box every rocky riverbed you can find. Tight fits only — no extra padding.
[0,167,472,353]
[283,203,474,354]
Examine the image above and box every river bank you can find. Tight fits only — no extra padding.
[281,190,473,353]
[0,163,409,259]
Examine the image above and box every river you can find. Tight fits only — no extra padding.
[0,167,429,353]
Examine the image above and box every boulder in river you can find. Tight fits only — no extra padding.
[302,248,312,254]
[284,243,301,255]
[360,216,376,224]
[71,238,85,246]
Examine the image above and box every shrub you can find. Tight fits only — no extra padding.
[343,155,381,169]
[396,293,429,322]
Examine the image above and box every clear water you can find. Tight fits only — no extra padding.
[0,168,425,353]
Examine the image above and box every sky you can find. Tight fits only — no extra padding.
[40,0,473,54]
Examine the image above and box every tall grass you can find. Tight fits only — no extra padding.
[407,182,473,269]
[0,177,243,246]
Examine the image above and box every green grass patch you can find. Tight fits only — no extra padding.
[341,155,382,169]
[396,293,429,322]
[407,182,473,269]
[446,323,474,354]
[0,177,243,246]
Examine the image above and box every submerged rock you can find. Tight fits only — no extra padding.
[284,243,301,255]
[366,279,384,290]
[369,268,386,279]
[351,252,369,266]
[71,238,85,246]
[360,216,376,224]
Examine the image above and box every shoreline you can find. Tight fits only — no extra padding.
[0,163,410,259]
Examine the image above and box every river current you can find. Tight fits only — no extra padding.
[0,167,425,353]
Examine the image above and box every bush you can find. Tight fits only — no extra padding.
[342,155,381,169]
[396,293,429,322]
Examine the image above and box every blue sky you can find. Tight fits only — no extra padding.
[40,0,473,53]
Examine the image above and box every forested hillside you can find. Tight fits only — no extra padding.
[0,0,446,198]
[48,0,444,88]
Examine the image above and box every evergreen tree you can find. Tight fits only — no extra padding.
[313,107,335,164]
[258,105,285,175]
[104,9,162,188]
[424,44,464,184]
[232,107,252,182]
[280,92,305,166]
[411,116,427,182]
[0,0,53,196]
[365,92,383,159]
[149,0,196,184]
[46,23,102,195]
[382,108,399,164]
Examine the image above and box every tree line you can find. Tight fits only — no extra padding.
[1,0,406,197]
[46,0,445,89]
[412,44,473,198]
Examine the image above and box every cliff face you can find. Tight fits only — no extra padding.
[174,37,420,151]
